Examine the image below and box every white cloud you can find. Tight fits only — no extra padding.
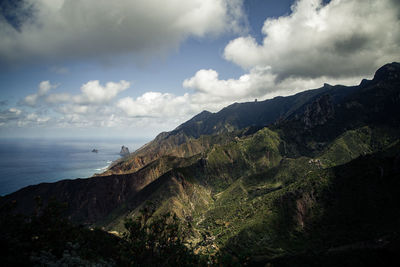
[44,80,130,106]
[0,0,246,66]
[183,67,363,109]
[7,79,132,130]
[224,0,400,79]
[183,67,275,100]
[5,0,400,137]
[180,0,400,115]
[117,92,191,118]
[8,108,22,115]
[24,113,50,124]
[45,93,71,104]
[23,80,58,106]
[23,94,39,107]
[117,66,363,124]
[0,108,22,123]
[0,108,51,128]
[14,73,363,133]
[38,81,53,96]
[57,105,89,115]
[73,80,130,104]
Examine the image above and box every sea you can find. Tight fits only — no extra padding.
[0,138,148,196]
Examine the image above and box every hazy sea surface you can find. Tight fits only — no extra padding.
[0,138,148,196]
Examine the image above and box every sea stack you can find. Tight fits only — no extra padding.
[120,145,130,156]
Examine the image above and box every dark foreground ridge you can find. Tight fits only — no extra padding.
[1,62,400,266]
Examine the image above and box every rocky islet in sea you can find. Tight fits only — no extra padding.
[120,145,129,156]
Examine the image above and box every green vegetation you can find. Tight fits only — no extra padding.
[2,63,400,265]
[121,205,201,266]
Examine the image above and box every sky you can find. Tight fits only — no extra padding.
[0,0,399,139]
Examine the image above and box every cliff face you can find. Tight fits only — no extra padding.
[2,62,400,264]
[302,94,334,129]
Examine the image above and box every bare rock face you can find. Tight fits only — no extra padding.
[302,94,334,129]
[120,145,130,156]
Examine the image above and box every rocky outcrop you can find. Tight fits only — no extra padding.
[302,94,334,129]
[120,146,129,156]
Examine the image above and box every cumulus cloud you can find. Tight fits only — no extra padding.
[224,0,400,79]
[0,0,246,66]
[181,0,400,113]
[57,104,89,115]
[17,112,50,127]
[183,67,275,100]
[23,95,38,107]
[4,0,400,137]
[73,80,130,104]
[23,81,57,106]
[184,67,363,107]
[0,106,53,127]
[42,80,130,106]
[0,107,22,126]
[117,92,191,118]
[0,108,22,122]
[37,81,53,95]
[117,65,362,124]
[8,79,131,130]
[45,93,70,104]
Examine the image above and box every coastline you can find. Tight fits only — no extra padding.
[0,139,146,196]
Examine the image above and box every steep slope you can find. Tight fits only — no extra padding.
[4,155,197,224]
[102,123,399,250]
[104,76,364,174]
[100,131,239,176]
[106,62,400,175]
[103,127,283,232]
[1,62,400,265]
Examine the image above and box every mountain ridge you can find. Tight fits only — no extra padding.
[3,62,400,220]
[103,62,398,175]
[1,62,400,265]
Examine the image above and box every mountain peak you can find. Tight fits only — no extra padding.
[173,110,212,132]
[194,110,212,119]
[373,62,400,82]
